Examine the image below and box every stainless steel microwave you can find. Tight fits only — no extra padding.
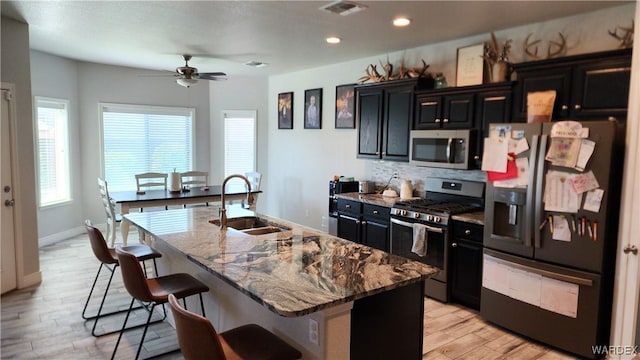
[409,129,476,169]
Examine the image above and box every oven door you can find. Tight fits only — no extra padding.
[390,217,447,283]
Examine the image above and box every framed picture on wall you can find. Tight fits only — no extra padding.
[278,92,293,129]
[304,88,322,129]
[335,84,355,129]
[456,43,485,86]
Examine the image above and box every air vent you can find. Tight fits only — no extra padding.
[245,60,268,68]
[320,1,367,16]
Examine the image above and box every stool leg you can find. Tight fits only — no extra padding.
[134,303,157,360]
[82,263,107,320]
[90,264,117,336]
[199,293,206,317]
[111,297,136,360]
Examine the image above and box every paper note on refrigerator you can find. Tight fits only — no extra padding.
[481,137,509,173]
[569,170,600,194]
[540,276,579,318]
[550,121,587,138]
[574,139,595,172]
[544,171,582,213]
[552,215,572,242]
[508,137,529,155]
[545,137,582,168]
[493,157,529,188]
[583,188,605,213]
[508,268,542,307]
[482,255,510,296]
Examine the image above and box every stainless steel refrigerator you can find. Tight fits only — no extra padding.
[482,120,625,359]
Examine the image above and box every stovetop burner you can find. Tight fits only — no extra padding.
[390,178,485,226]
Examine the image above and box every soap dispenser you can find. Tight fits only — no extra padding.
[400,179,413,199]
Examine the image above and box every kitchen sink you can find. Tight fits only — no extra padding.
[209,216,291,234]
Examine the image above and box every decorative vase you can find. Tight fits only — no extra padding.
[491,61,511,83]
[400,180,413,199]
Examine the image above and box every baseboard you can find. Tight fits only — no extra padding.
[18,270,42,289]
[38,225,88,247]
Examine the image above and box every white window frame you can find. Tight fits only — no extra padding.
[34,96,71,208]
[223,110,257,177]
[99,102,196,192]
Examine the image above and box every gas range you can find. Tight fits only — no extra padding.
[391,199,482,226]
[390,178,485,226]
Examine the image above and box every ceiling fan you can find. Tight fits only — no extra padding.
[172,54,227,88]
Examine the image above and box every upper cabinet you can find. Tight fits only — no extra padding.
[356,78,432,162]
[512,48,632,122]
[414,92,475,130]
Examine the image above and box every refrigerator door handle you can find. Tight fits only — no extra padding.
[533,134,548,249]
[524,134,539,248]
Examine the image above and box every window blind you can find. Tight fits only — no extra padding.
[101,103,195,192]
[35,97,71,207]
[224,111,256,178]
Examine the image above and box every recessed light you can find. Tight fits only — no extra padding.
[326,36,342,44]
[393,17,411,27]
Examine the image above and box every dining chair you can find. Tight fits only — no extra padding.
[111,247,210,360]
[82,220,163,337]
[168,294,302,360]
[180,171,209,207]
[135,172,168,211]
[244,171,262,210]
[97,177,120,247]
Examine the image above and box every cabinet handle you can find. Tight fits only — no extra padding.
[443,118,449,123]
[376,151,380,155]
[373,210,379,215]
[474,155,480,160]
[465,229,471,235]
[421,101,438,106]
[561,105,569,110]
[345,204,351,209]
[435,119,441,123]
[574,104,582,110]
[451,242,458,248]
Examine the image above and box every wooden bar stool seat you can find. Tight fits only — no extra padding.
[169,294,302,360]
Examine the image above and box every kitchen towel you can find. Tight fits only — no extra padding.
[412,223,428,257]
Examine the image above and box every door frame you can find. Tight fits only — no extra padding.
[610,4,640,354]
[1,82,23,292]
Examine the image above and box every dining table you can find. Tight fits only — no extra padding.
[110,184,260,244]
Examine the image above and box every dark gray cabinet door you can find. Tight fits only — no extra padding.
[357,88,383,159]
[382,85,413,161]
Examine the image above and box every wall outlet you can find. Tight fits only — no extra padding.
[308,318,319,345]
[393,171,399,179]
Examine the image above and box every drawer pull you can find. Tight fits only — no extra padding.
[373,210,379,215]
[435,118,441,123]
[465,229,471,235]
[345,204,351,209]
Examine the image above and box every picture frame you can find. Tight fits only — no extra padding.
[277,92,293,129]
[335,84,356,129]
[456,43,485,87]
[304,88,322,129]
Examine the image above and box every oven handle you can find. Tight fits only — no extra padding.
[391,218,444,233]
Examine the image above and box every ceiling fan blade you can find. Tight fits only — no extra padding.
[197,72,228,80]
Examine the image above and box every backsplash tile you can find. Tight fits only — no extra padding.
[365,161,486,198]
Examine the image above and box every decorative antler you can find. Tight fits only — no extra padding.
[609,20,634,48]
[524,33,567,60]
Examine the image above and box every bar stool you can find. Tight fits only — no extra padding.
[111,247,210,360]
[168,294,302,360]
[82,220,163,337]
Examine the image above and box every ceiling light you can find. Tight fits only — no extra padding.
[176,78,198,88]
[393,17,411,27]
[326,36,341,44]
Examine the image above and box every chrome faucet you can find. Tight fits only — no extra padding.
[219,174,253,229]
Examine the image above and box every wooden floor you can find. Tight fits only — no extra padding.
[1,231,578,359]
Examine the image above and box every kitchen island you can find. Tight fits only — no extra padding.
[124,206,437,359]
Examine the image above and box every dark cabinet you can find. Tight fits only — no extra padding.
[512,48,631,122]
[450,221,484,310]
[414,93,475,130]
[474,87,512,167]
[337,199,390,252]
[356,78,431,162]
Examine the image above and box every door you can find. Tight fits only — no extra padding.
[534,121,619,273]
[362,219,389,252]
[357,88,383,159]
[1,85,17,294]
[382,84,413,161]
[442,93,475,128]
[484,122,542,258]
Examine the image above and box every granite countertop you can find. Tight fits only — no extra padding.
[335,192,415,208]
[451,211,485,225]
[124,206,438,317]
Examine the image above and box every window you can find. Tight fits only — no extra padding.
[223,110,256,177]
[100,103,195,192]
[34,97,71,207]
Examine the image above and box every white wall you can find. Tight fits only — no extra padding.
[30,51,83,244]
[265,3,636,230]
